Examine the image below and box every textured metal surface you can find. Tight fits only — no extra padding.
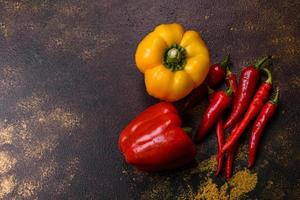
[0,0,299,199]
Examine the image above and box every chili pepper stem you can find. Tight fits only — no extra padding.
[225,86,233,96]
[254,55,271,69]
[262,68,272,84]
[220,54,230,68]
[269,87,280,104]
[226,65,232,75]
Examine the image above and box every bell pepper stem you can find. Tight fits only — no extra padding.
[182,127,195,139]
[163,44,187,71]
[269,87,280,104]
[182,127,193,134]
[254,55,271,69]
[262,68,272,84]
[220,54,230,69]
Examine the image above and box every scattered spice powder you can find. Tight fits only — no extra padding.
[194,178,229,200]
[178,169,257,200]
[190,155,217,175]
[140,178,172,200]
[228,169,258,200]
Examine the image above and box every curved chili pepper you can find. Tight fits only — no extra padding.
[248,88,279,168]
[215,67,238,176]
[183,55,229,110]
[206,55,229,88]
[119,102,196,172]
[224,56,271,129]
[195,87,232,142]
[220,68,273,155]
[215,118,225,176]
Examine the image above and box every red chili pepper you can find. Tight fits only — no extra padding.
[195,87,232,142]
[119,102,196,172]
[224,56,271,129]
[248,88,279,168]
[215,118,225,176]
[183,56,229,110]
[215,67,238,176]
[220,68,273,155]
[206,55,229,88]
[225,142,238,179]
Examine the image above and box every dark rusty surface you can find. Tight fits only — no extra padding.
[0,0,299,199]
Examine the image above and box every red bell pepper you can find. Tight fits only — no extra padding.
[119,102,196,172]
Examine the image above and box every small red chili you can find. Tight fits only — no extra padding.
[220,68,273,155]
[206,55,229,88]
[195,87,232,142]
[224,56,271,129]
[248,88,279,168]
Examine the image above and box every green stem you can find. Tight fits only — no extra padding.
[182,127,193,134]
[206,84,215,96]
[262,68,272,84]
[226,65,232,76]
[269,87,280,104]
[182,127,194,138]
[254,55,271,69]
[225,86,233,96]
[220,54,230,69]
[163,44,187,71]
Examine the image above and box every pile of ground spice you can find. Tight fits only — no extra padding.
[228,169,258,199]
[193,169,257,200]
[190,155,217,175]
[138,155,257,200]
[194,178,229,200]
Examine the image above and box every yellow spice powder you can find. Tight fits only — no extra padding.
[228,169,258,200]
[191,169,257,200]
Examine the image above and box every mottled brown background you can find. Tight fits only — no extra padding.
[0,0,299,199]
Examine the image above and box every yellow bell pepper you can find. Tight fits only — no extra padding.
[135,23,210,102]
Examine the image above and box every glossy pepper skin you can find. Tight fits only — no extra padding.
[183,56,229,110]
[206,55,229,88]
[119,102,196,172]
[135,23,210,102]
[220,68,273,155]
[195,87,232,142]
[248,88,279,168]
[224,56,271,129]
